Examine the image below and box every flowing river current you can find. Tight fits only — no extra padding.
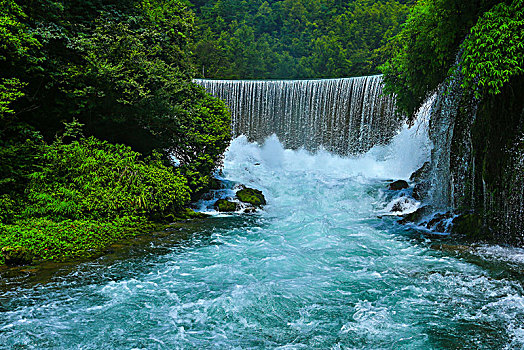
[1,124,524,349]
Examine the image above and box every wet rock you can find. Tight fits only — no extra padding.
[208,178,224,190]
[410,161,431,182]
[1,247,33,266]
[389,197,418,214]
[214,199,239,212]
[200,191,218,201]
[398,206,431,224]
[243,207,257,214]
[388,180,409,191]
[412,182,430,201]
[236,188,266,207]
[425,212,453,232]
[451,213,485,239]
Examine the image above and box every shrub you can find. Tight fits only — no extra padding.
[24,137,191,221]
[0,217,152,264]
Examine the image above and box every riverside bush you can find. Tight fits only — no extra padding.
[0,137,193,265]
[0,217,154,264]
[25,137,191,221]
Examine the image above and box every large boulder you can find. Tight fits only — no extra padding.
[214,199,239,212]
[1,247,33,266]
[388,180,409,191]
[236,188,266,207]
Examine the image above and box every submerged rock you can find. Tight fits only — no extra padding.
[236,188,266,207]
[388,180,409,191]
[1,247,33,266]
[214,199,239,212]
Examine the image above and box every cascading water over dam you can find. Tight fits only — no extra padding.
[195,75,400,155]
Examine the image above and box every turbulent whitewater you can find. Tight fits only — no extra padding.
[1,124,524,349]
[196,76,400,155]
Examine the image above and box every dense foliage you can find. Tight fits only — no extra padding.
[191,0,414,79]
[461,0,524,98]
[381,0,522,117]
[0,0,231,264]
[0,217,151,263]
[25,137,191,221]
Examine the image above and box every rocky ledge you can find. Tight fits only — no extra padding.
[386,162,487,241]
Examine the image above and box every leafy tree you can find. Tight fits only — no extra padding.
[380,0,501,118]
[461,0,524,98]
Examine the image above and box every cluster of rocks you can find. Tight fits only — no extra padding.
[387,162,484,239]
[214,185,266,213]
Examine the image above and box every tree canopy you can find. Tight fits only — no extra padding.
[191,0,414,79]
[380,0,522,117]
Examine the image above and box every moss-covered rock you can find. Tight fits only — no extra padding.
[236,188,266,207]
[214,199,239,212]
[1,247,33,266]
[168,208,209,222]
[451,213,485,240]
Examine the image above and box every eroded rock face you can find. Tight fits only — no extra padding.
[388,180,409,191]
[410,161,431,182]
[1,247,33,266]
[412,182,430,201]
[236,188,266,207]
[214,199,239,212]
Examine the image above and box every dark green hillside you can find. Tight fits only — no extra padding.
[191,0,414,79]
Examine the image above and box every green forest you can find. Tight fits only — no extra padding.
[191,0,414,79]
[1,0,523,264]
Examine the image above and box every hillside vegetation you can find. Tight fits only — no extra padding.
[191,0,414,79]
[0,0,231,264]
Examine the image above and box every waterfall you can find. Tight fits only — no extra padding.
[421,67,524,244]
[195,75,400,155]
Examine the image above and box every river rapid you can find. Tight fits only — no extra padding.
[1,126,524,349]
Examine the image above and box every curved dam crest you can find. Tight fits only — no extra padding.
[196,75,400,155]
